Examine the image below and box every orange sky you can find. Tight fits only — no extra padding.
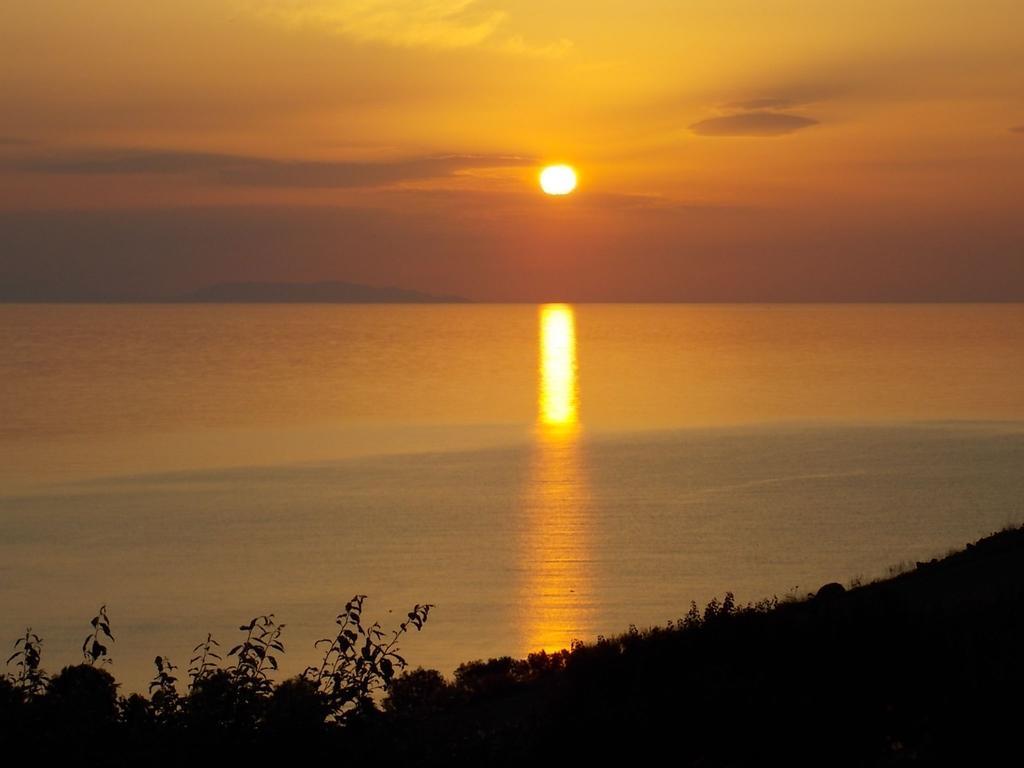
[1,1,1022,300]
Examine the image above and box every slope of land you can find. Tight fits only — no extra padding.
[3,525,1023,765]
[381,524,1024,765]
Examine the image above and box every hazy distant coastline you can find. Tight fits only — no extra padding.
[184,281,468,304]
[0,280,469,304]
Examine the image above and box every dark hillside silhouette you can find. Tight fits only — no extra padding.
[3,527,1024,766]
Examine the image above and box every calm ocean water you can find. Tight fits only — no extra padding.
[1,303,1022,691]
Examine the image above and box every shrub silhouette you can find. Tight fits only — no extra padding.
[2,593,432,762]
[264,675,330,735]
[185,667,261,733]
[44,664,120,736]
[6,628,47,696]
[227,614,284,700]
[187,632,221,685]
[383,667,455,715]
[5,528,1024,766]
[304,595,433,720]
[148,655,181,725]
[82,605,114,666]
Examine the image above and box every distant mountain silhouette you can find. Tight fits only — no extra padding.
[182,281,468,303]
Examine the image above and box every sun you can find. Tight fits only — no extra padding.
[539,164,577,195]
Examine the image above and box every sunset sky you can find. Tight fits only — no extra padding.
[2,1,1022,301]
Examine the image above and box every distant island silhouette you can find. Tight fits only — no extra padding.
[183,281,468,304]
[0,280,469,304]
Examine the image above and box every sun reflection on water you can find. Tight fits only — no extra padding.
[539,304,578,431]
[519,304,593,654]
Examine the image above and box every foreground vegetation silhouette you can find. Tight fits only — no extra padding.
[4,527,1024,766]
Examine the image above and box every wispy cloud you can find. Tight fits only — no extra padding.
[1011,125,1024,134]
[715,83,840,113]
[720,97,800,111]
[247,0,571,57]
[690,112,819,137]
[10,148,534,188]
[0,137,34,146]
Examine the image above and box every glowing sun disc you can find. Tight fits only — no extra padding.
[539,164,577,195]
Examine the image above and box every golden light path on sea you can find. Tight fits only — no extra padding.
[520,304,592,655]
[539,304,578,428]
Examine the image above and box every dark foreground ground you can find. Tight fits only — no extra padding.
[4,525,1024,766]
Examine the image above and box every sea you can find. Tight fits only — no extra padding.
[1,303,1022,692]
